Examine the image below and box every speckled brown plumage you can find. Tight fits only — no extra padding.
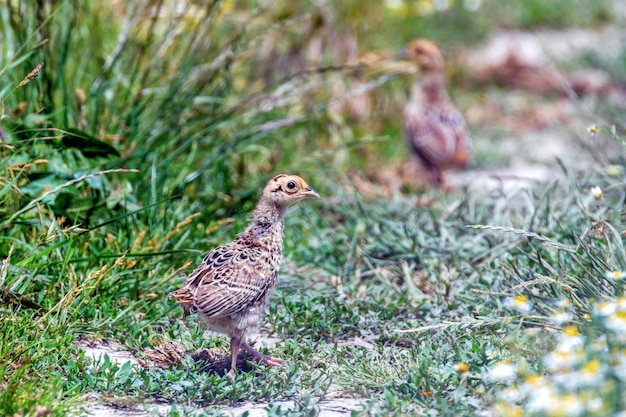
[171,174,319,374]
[400,39,471,187]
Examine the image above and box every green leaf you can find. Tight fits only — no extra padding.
[59,128,120,158]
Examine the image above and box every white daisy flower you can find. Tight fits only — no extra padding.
[590,186,602,200]
[604,310,626,333]
[593,301,616,317]
[487,361,517,384]
[549,310,573,325]
[606,270,626,280]
[503,295,533,314]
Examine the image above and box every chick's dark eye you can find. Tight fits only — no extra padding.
[287,181,296,190]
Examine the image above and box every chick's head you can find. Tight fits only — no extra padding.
[400,39,444,73]
[264,174,319,207]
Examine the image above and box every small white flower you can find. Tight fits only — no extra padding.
[606,270,626,280]
[543,327,585,371]
[518,374,547,396]
[557,326,585,351]
[551,369,578,390]
[557,394,584,417]
[590,335,608,353]
[487,361,517,384]
[504,295,533,314]
[485,350,496,360]
[594,301,617,317]
[605,310,626,333]
[543,349,583,371]
[499,386,522,402]
[526,383,559,414]
[585,397,604,414]
[587,124,597,135]
[576,359,606,386]
[610,351,626,380]
[590,186,602,200]
[549,310,573,325]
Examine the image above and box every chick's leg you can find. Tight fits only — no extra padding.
[241,341,283,366]
[229,337,241,374]
[429,167,443,187]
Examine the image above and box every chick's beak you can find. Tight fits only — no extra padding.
[299,186,320,199]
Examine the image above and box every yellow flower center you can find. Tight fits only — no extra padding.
[514,295,527,303]
[525,374,541,385]
[582,359,600,374]
[563,326,579,337]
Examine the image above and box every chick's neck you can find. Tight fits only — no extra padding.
[414,70,447,103]
[246,198,287,241]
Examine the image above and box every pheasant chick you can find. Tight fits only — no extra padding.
[171,174,319,373]
[400,39,471,187]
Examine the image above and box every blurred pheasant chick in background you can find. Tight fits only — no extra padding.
[171,174,319,374]
[400,39,471,187]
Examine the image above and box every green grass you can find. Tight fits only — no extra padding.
[1,0,626,416]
